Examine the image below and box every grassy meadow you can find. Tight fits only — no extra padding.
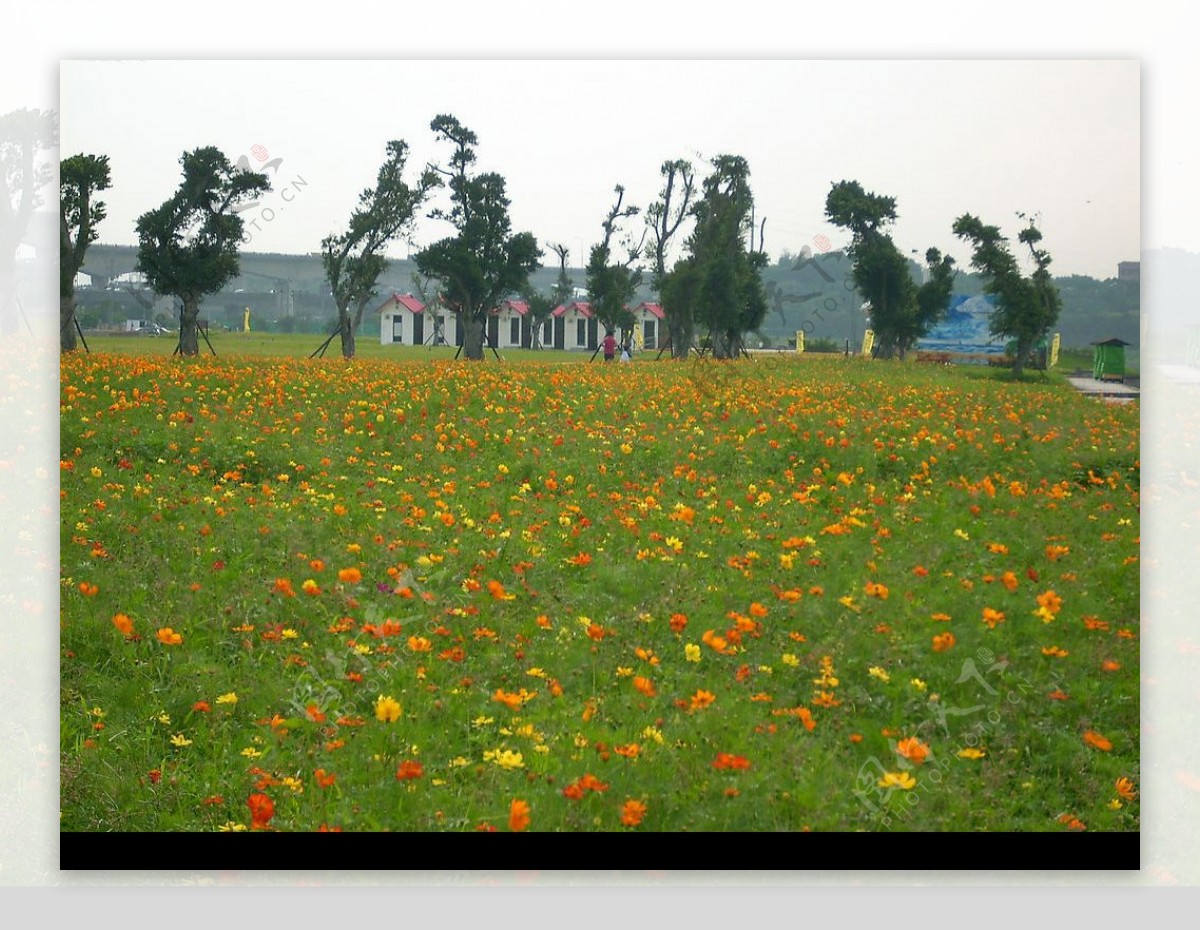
[59,341,1139,832]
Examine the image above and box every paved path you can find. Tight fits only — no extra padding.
[1065,376,1140,402]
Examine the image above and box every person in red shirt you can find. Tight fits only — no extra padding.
[603,332,617,361]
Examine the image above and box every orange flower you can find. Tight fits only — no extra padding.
[748,602,769,618]
[614,743,641,759]
[1045,544,1070,561]
[562,782,585,801]
[78,582,99,597]
[578,773,609,793]
[337,567,362,584]
[248,793,275,830]
[1083,730,1113,751]
[864,581,889,599]
[620,799,648,828]
[112,613,135,637]
[1115,777,1137,801]
[395,759,424,780]
[981,607,1005,629]
[689,689,716,711]
[192,701,211,713]
[1047,689,1070,701]
[932,632,956,652]
[633,676,656,698]
[1000,571,1019,592]
[486,579,514,600]
[301,579,321,596]
[314,768,336,788]
[509,798,531,832]
[156,627,183,646]
[669,612,689,633]
[1101,660,1121,672]
[895,737,930,765]
[930,612,952,622]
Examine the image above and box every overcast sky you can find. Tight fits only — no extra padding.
[58,59,1139,281]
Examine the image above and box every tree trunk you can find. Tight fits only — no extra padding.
[61,293,78,352]
[179,295,201,355]
[339,308,356,359]
[462,315,485,360]
[0,251,16,336]
[669,316,691,359]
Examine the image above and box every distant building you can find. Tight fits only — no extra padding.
[1117,261,1140,282]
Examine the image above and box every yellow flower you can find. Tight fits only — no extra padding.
[240,747,262,759]
[157,713,171,725]
[877,771,916,790]
[375,694,403,723]
[957,748,986,760]
[685,644,701,663]
[170,733,193,747]
[909,678,927,692]
[215,692,238,705]
[954,529,970,540]
[217,822,248,832]
[781,654,800,667]
[483,748,525,770]
[868,666,890,683]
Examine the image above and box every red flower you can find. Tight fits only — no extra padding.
[712,753,751,771]
[248,793,275,830]
[395,760,424,780]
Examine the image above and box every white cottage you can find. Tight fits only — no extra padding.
[551,300,598,351]
[376,293,462,347]
[625,302,665,351]
[492,299,530,349]
[376,293,425,346]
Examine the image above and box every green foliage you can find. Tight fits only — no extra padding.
[60,152,112,351]
[415,115,541,360]
[953,214,1063,378]
[135,146,270,355]
[645,160,697,358]
[825,180,951,358]
[322,140,437,358]
[676,155,768,359]
[585,185,642,337]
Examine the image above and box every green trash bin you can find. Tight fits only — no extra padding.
[1091,338,1129,382]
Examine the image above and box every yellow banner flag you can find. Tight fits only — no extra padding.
[796,330,805,354]
[1049,332,1060,368]
[861,329,874,357]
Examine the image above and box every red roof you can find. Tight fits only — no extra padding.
[552,301,593,318]
[632,302,665,319]
[495,299,530,315]
[376,292,426,315]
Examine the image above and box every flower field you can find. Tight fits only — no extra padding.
[59,349,1139,832]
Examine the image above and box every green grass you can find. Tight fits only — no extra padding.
[60,347,1139,832]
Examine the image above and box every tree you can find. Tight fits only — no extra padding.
[825,179,950,359]
[680,155,768,359]
[415,115,541,361]
[1,108,57,335]
[135,147,270,355]
[645,159,696,357]
[953,212,1062,378]
[322,140,436,358]
[585,185,644,343]
[60,153,111,351]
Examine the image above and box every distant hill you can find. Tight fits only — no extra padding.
[76,242,1145,350]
